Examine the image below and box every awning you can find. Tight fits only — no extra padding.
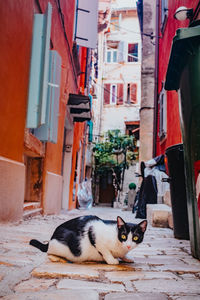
[67,93,91,122]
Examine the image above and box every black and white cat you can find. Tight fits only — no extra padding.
[30,215,147,265]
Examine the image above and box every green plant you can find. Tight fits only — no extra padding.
[92,130,136,190]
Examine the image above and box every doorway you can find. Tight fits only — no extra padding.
[24,156,43,215]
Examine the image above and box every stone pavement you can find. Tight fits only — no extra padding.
[0,207,200,299]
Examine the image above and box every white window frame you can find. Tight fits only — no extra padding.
[159,85,167,141]
[106,49,117,63]
[110,84,117,104]
[127,43,138,63]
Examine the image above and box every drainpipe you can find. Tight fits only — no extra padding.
[153,0,160,157]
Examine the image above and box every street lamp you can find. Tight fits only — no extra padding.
[174,6,193,21]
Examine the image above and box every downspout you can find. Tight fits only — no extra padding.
[153,0,160,157]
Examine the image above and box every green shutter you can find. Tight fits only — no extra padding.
[26,3,52,128]
[34,51,61,143]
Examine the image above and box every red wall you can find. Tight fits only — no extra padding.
[156,0,199,156]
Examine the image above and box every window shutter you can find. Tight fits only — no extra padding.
[104,84,110,104]
[130,83,137,103]
[34,51,61,143]
[26,3,52,128]
[117,41,125,63]
[117,83,123,105]
[49,51,61,143]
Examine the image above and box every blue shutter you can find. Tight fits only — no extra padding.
[26,3,52,128]
[34,51,62,143]
[49,51,61,143]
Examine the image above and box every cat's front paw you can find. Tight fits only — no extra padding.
[121,256,134,263]
[106,258,119,265]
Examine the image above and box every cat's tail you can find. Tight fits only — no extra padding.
[29,239,49,252]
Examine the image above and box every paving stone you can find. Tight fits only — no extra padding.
[123,280,134,292]
[1,207,200,300]
[172,296,200,300]
[151,263,200,274]
[105,270,178,282]
[32,262,100,279]
[0,260,14,267]
[14,278,56,292]
[2,289,99,300]
[0,255,34,266]
[133,278,200,294]
[133,255,184,265]
[57,278,125,292]
[105,292,168,300]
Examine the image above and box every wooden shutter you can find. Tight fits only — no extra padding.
[117,84,123,105]
[34,51,61,143]
[130,83,137,103]
[26,3,52,128]
[104,84,110,104]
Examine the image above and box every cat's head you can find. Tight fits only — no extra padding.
[117,216,147,251]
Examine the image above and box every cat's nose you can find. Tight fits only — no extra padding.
[127,245,131,249]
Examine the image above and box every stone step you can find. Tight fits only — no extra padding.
[147,204,173,229]
[23,207,42,220]
[24,202,41,211]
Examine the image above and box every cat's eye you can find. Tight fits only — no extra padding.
[133,236,139,241]
[121,234,126,240]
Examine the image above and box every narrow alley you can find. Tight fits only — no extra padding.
[0,207,200,299]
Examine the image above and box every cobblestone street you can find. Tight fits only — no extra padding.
[0,207,200,299]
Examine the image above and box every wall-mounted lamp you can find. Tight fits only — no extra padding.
[174,6,193,21]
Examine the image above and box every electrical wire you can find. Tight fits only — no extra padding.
[93,80,138,105]
[109,22,156,39]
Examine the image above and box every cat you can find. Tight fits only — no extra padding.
[29,215,147,265]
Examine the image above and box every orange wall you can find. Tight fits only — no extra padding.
[39,0,77,175]
[0,0,34,162]
[0,0,78,174]
[68,47,88,210]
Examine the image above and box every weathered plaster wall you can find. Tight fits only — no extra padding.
[139,0,156,162]
[100,8,141,136]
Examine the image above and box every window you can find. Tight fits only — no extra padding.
[159,85,167,141]
[128,43,138,62]
[110,84,117,104]
[106,49,117,63]
[127,83,137,104]
[161,0,168,32]
[104,83,123,105]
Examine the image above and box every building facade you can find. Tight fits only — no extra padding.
[93,0,141,141]
[0,0,97,222]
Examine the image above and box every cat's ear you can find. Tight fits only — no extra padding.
[138,220,147,232]
[117,216,125,228]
